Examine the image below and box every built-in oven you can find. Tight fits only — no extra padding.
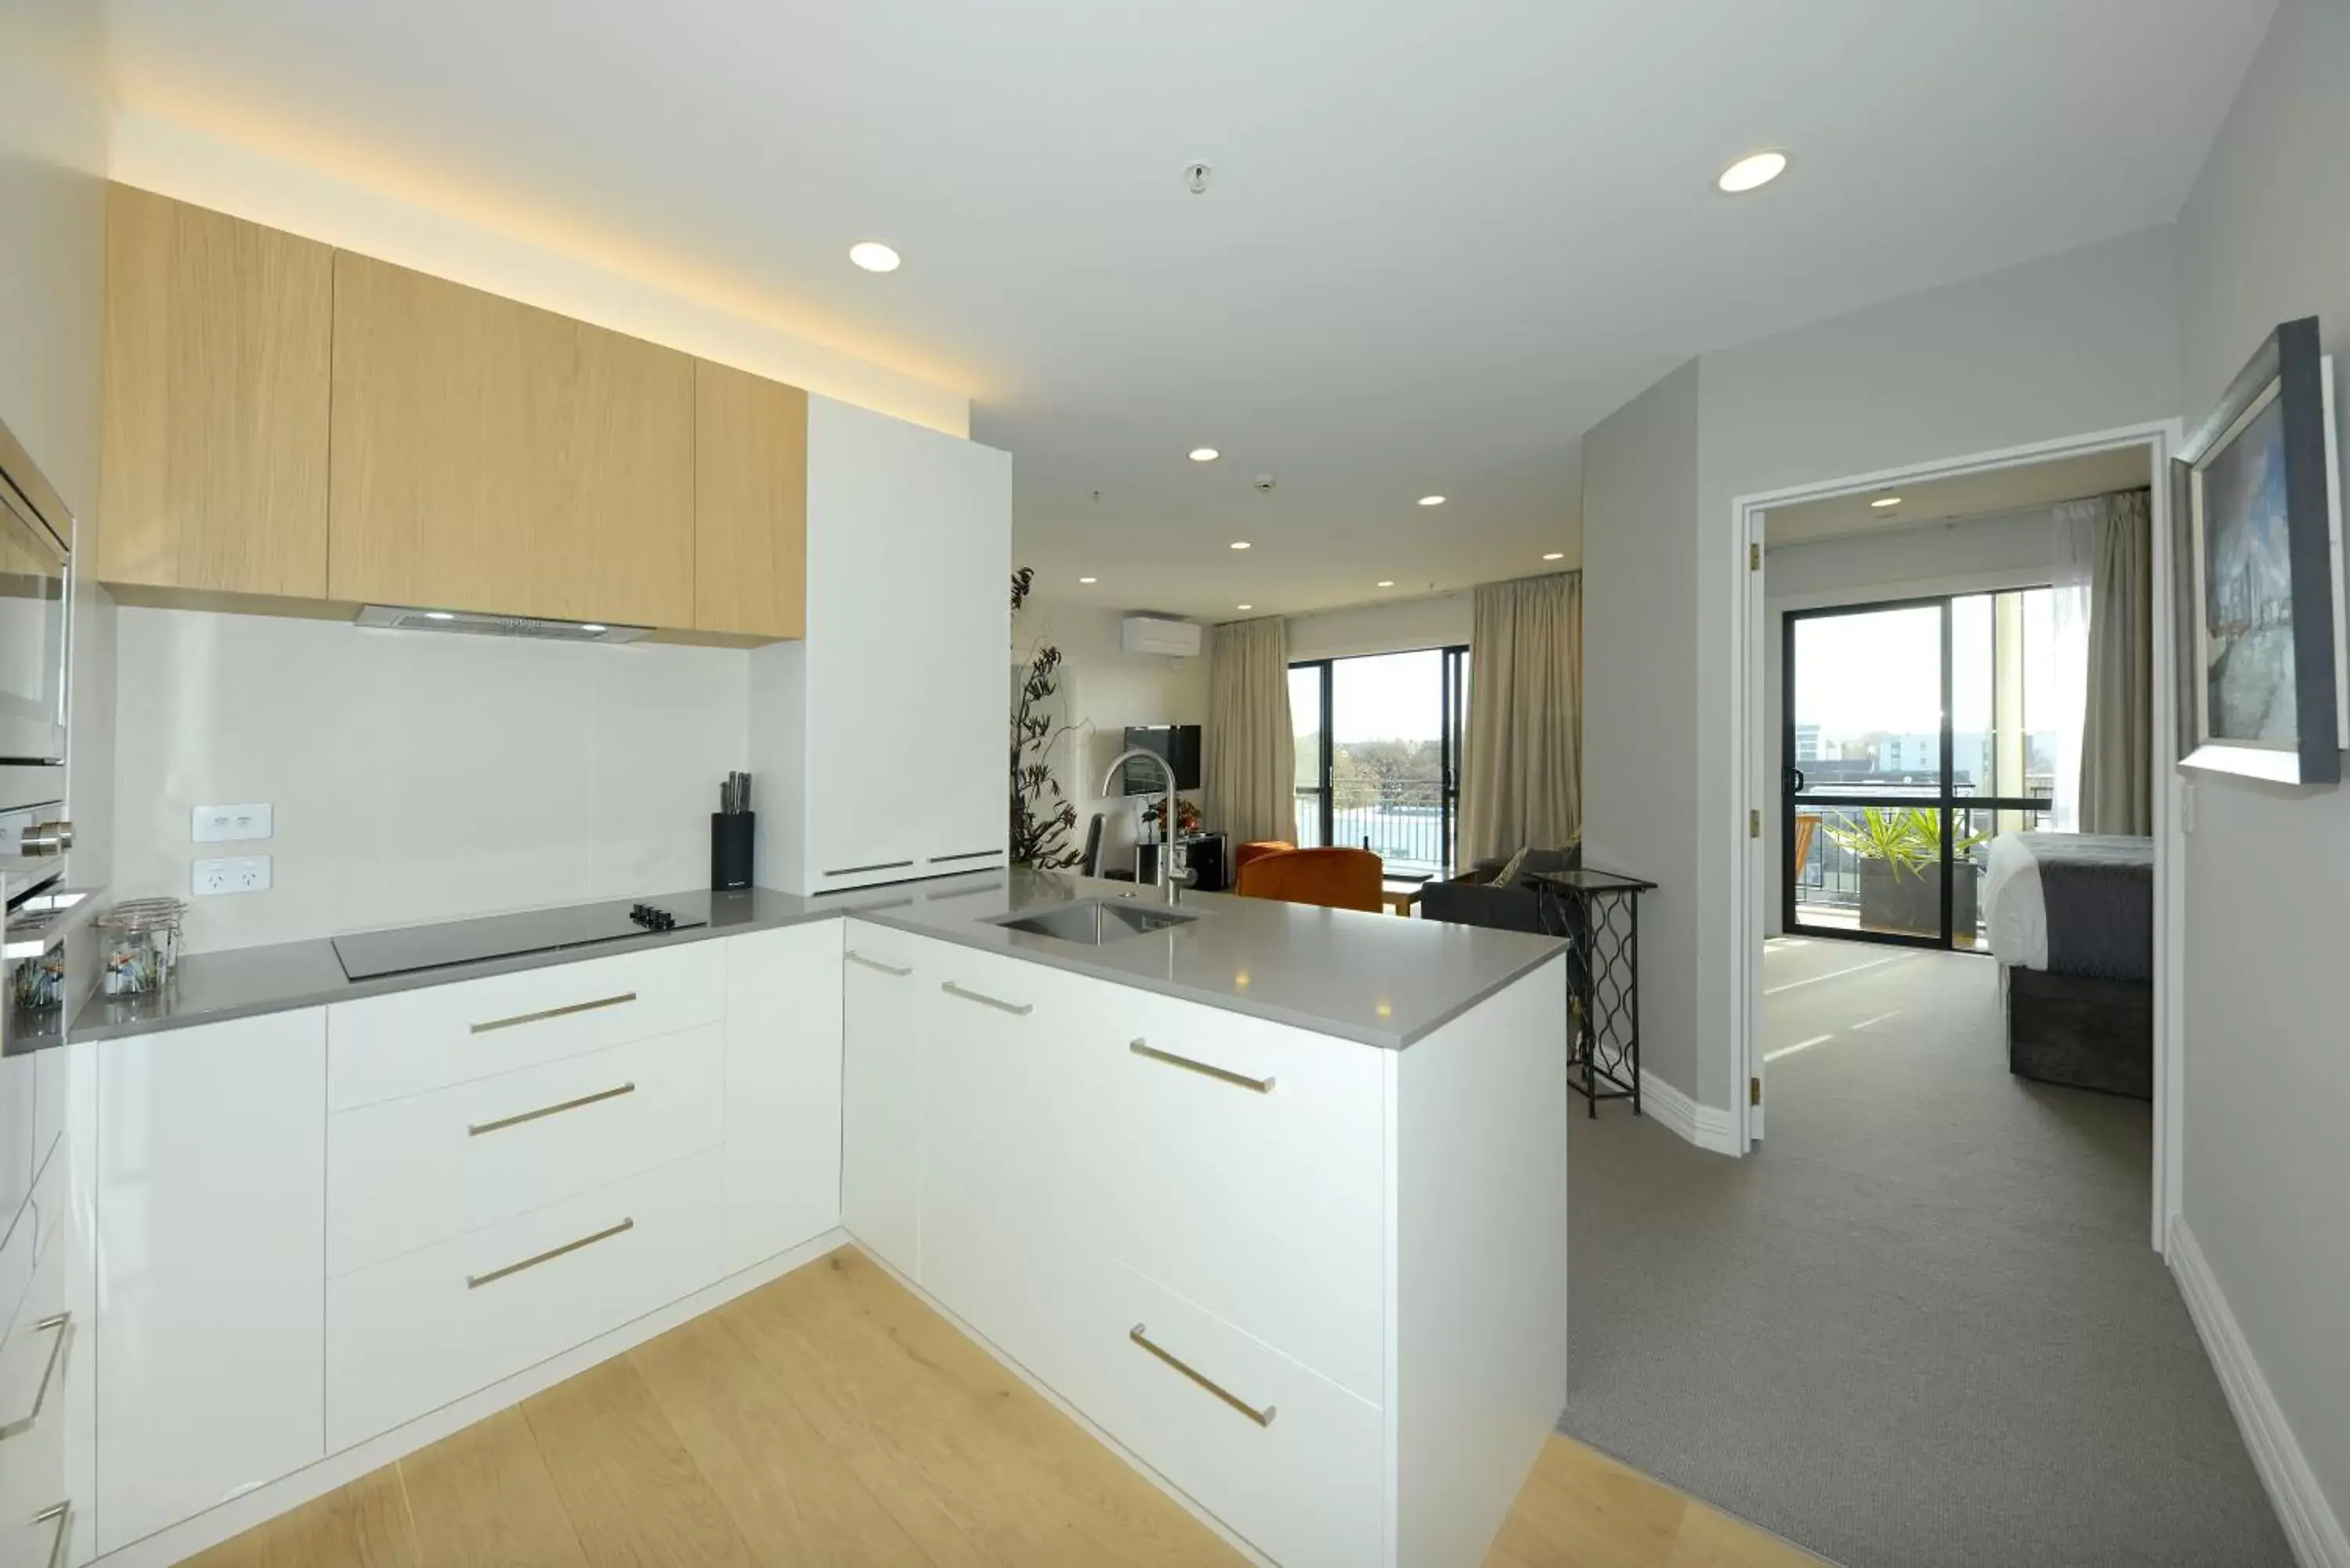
[0,413,74,901]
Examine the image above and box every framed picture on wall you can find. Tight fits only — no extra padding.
[2170,315,2348,785]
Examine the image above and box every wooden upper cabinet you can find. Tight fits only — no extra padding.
[327,252,696,627]
[693,361,808,641]
[99,186,334,598]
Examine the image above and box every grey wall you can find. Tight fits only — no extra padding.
[0,1,112,882]
[1761,509,2063,935]
[1579,358,1701,1096]
[1679,231,2182,1105]
[2173,0,2350,1523]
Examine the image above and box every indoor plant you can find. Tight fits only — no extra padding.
[1008,567,1084,869]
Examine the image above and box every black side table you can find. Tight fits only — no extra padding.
[1530,867,1657,1117]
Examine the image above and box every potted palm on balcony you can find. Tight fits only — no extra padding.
[1823,807,1988,937]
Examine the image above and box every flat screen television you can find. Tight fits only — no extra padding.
[1119,724,1202,794]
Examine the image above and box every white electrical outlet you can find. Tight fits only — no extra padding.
[193,803,273,843]
[193,855,272,896]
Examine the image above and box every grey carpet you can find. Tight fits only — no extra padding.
[1560,939,2290,1568]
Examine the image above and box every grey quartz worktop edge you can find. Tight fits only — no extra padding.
[60,871,1568,1052]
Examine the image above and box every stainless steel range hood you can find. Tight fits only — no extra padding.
[355,605,650,644]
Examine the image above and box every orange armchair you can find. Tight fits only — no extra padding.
[1235,847,1384,912]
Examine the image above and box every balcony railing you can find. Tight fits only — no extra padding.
[1295,779,1452,876]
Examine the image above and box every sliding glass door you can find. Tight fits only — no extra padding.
[1289,646,1469,876]
[1784,591,2056,949]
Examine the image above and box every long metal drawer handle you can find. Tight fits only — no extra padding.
[470,992,637,1035]
[468,1082,635,1137]
[1130,1039,1274,1094]
[34,1501,67,1568]
[466,1218,634,1289]
[845,950,913,977]
[942,981,1032,1017]
[1130,1324,1276,1428]
[0,1314,69,1441]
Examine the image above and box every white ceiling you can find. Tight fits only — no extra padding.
[103,0,2274,620]
[1763,446,2157,545]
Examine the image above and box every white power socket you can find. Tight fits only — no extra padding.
[193,803,273,843]
[193,855,272,896]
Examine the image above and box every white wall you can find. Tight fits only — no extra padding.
[1759,508,2063,934]
[109,110,970,438]
[1579,359,1702,1097]
[2173,0,2350,1529]
[1014,601,1207,873]
[112,610,749,952]
[0,0,113,883]
[1285,592,1472,663]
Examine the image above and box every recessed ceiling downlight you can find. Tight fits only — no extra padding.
[1230,540,1251,551]
[1237,603,1253,611]
[1716,151,1788,193]
[1376,580,1396,588]
[1543,552,1564,562]
[1189,447,1220,463]
[1078,576,1097,584]
[848,240,902,273]
[1417,495,1446,508]
[1870,495,1903,509]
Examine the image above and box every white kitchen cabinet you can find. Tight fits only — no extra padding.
[839,921,926,1280]
[1091,988,1387,1404]
[327,1148,721,1451]
[916,948,1087,1389]
[749,395,1012,895]
[720,923,844,1273]
[328,1024,726,1278]
[96,1010,326,1555]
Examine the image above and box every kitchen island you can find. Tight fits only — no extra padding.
[60,872,1568,1568]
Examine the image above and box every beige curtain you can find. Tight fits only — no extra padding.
[2078,490,2153,834]
[1461,573,1582,865]
[1203,616,1297,845]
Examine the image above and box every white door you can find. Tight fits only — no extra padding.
[839,924,926,1277]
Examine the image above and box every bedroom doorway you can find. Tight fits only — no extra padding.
[1733,421,2185,1254]
[1784,589,2059,950]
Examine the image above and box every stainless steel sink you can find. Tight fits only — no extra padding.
[988,898,1201,945]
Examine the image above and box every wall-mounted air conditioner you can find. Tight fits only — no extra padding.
[1120,615,1203,658]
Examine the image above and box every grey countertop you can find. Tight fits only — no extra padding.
[60,870,1567,1052]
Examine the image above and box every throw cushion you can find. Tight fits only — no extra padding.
[1495,845,1532,888]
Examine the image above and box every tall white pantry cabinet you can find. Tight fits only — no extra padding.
[750,394,1014,897]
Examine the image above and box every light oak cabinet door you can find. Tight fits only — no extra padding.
[327,253,696,627]
[99,185,332,598]
[693,361,807,640]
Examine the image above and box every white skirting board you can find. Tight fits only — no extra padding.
[2168,1219,2348,1568]
[1635,1069,1739,1155]
[93,1227,855,1568]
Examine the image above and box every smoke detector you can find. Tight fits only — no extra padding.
[1253,474,1276,493]
[1185,162,1213,195]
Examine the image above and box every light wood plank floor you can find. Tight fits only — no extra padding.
[186,1248,1825,1567]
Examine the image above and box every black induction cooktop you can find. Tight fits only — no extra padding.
[331,898,704,981]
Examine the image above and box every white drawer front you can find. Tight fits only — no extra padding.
[1091,988,1386,1404]
[327,1149,722,1451]
[328,940,726,1111]
[1072,1259,1383,1568]
[328,1024,726,1277]
[0,1218,70,1563]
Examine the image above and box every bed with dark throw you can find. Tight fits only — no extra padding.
[1980,832,2153,1098]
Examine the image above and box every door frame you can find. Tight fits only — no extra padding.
[1781,591,2059,949]
[1729,419,2186,1255]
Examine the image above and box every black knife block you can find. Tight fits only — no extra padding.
[710,812,754,891]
